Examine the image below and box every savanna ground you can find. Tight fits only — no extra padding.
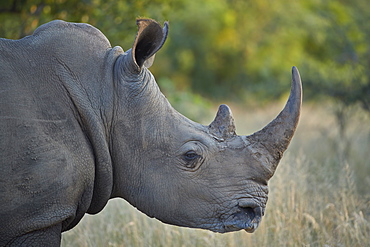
[62,101,370,247]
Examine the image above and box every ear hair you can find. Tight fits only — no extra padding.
[132,19,169,69]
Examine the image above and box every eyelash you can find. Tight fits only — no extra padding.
[182,151,202,169]
[183,151,199,161]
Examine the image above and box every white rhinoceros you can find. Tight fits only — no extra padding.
[0,19,302,246]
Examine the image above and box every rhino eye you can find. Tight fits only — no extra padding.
[183,151,199,161]
[182,150,202,169]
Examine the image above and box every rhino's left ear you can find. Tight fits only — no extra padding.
[132,19,169,70]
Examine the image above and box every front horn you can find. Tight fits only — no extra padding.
[244,66,302,175]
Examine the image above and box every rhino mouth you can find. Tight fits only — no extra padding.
[222,202,264,233]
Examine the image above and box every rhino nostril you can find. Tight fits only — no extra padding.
[238,199,264,218]
[238,206,255,218]
[253,205,264,217]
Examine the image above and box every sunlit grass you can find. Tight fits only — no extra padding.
[62,102,370,247]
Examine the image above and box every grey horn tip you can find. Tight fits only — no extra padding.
[218,104,232,115]
[292,66,301,83]
[209,104,236,140]
[290,66,302,105]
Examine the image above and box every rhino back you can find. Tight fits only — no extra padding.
[0,20,120,243]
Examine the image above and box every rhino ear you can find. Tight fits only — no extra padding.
[132,19,169,69]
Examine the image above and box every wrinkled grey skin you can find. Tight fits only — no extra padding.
[0,19,302,246]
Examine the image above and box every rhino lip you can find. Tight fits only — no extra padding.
[223,201,264,233]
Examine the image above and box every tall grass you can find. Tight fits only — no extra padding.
[61,103,370,247]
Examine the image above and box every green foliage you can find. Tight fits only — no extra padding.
[0,0,369,110]
[299,0,368,100]
[158,77,214,122]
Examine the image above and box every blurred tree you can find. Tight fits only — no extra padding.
[301,0,369,112]
[0,0,93,38]
[0,0,368,112]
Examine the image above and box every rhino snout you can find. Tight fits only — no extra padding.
[242,205,264,233]
[223,199,265,233]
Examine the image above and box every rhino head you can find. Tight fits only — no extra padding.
[110,19,302,233]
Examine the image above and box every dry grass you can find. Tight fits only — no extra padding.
[61,102,370,247]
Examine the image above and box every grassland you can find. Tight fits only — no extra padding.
[61,102,370,247]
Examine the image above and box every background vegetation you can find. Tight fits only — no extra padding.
[1,0,369,108]
[1,0,369,246]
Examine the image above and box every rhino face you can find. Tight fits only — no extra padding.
[154,130,271,233]
[110,19,302,233]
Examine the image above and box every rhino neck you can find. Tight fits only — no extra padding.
[110,54,180,200]
[56,46,124,214]
[52,45,126,214]
[113,52,172,120]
